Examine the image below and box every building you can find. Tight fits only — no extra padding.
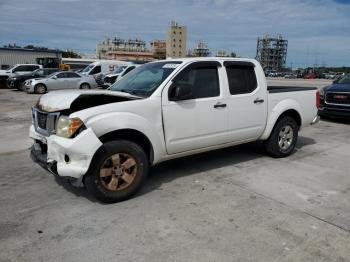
[166,21,187,58]
[96,37,154,62]
[190,41,210,57]
[256,34,288,71]
[150,40,166,60]
[215,50,237,57]
[0,47,62,69]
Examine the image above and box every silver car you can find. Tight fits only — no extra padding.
[25,71,97,94]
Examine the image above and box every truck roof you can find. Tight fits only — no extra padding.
[163,57,258,64]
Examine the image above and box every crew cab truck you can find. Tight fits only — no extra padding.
[30,58,320,203]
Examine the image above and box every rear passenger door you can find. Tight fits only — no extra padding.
[162,61,229,154]
[65,72,81,89]
[224,61,267,142]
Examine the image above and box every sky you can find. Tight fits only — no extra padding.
[0,0,349,67]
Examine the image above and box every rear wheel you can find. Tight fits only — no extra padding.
[264,116,298,158]
[80,83,90,89]
[34,84,47,94]
[84,140,149,203]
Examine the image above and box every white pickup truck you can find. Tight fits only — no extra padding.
[30,58,320,202]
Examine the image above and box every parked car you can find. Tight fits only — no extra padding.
[0,64,42,87]
[284,73,297,79]
[318,73,350,119]
[103,64,139,87]
[29,58,319,202]
[7,68,60,90]
[304,72,317,79]
[25,71,97,94]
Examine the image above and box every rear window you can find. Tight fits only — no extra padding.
[226,65,257,95]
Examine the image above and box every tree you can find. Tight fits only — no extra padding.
[62,49,82,58]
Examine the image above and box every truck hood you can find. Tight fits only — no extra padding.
[38,89,141,112]
[325,83,350,93]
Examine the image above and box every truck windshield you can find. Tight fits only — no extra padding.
[113,66,127,74]
[81,64,95,73]
[110,61,182,97]
[338,74,350,84]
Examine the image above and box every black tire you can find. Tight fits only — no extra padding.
[264,116,298,158]
[34,84,47,94]
[80,83,90,89]
[84,140,149,203]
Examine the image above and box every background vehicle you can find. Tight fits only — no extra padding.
[0,64,42,84]
[25,71,97,94]
[80,60,132,86]
[103,64,139,87]
[284,73,297,79]
[318,73,350,118]
[29,58,319,202]
[7,68,60,90]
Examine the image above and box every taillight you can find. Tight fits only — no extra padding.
[316,90,320,109]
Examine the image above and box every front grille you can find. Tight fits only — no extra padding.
[32,107,60,136]
[326,92,350,105]
[37,111,48,129]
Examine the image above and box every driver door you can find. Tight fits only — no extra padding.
[162,62,229,154]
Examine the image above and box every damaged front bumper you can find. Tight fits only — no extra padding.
[29,125,102,182]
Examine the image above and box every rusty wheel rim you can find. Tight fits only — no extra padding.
[99,153,137,191]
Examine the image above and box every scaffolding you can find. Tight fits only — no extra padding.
[256,34,288,71]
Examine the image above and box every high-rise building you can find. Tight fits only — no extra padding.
[256,34,288,71]
[166,21,187,58]
[150,40,166,60]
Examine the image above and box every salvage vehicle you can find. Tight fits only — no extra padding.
[7,68,60,90]
[103,64,139,87]
[318,73,350,118]
[25,71,97,94]
[30,58,320,202]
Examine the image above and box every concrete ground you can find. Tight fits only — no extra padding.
[1,79,350,262]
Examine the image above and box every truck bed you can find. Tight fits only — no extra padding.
[268,86,318,93]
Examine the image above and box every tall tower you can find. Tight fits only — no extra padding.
[166,21,187,58]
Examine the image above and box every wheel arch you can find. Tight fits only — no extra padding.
[99,129,154,164]
[260,99,303,140]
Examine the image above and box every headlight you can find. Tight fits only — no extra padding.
[56,116,84,138]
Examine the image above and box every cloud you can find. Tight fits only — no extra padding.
[0,0,349,66]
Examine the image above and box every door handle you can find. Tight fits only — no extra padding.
[254,98,264,104]
[214,102,227,109]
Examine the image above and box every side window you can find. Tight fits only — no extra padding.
[28,65,39,71]
[66,72,80,78]
[89,65,101,75]
[122,66,135,76]
[172,65,220,100]
[56,73,66,78]
[13,65,27,72]
[226,66,257,95]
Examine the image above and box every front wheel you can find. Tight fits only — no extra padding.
[84,140,149,203]
[264,116,298,158]
[34,84,47,94]
[80,83,90,89]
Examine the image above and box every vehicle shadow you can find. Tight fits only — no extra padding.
[52,136,316,203]
[320,116,350,125]
[139,136,316,198]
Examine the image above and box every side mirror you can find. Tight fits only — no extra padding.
[52,76,57,79]
[169,82,193,101]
